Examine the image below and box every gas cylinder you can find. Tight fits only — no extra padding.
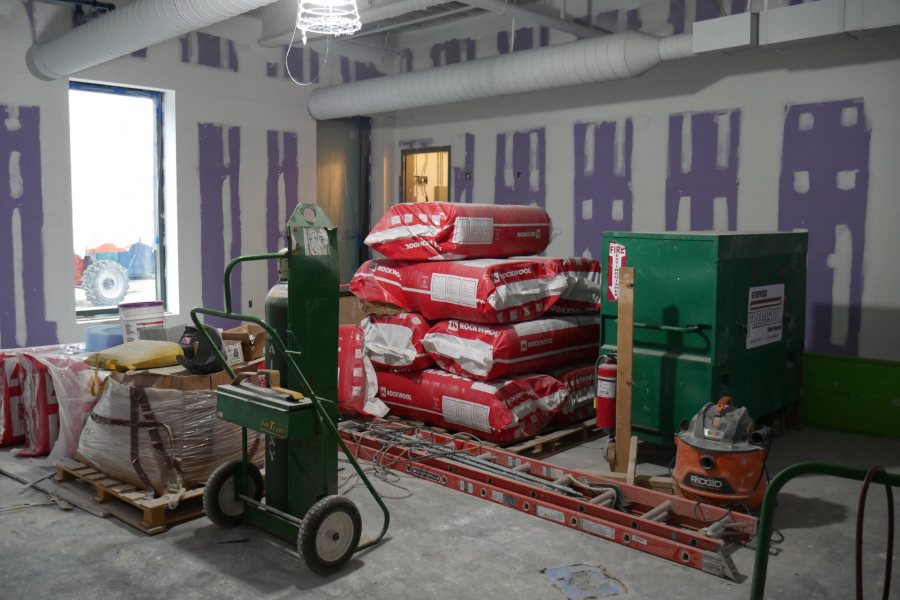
[672,397,770,511]
[595,354,617,429]
[265,258,290,388]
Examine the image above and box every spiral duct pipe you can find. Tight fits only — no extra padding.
[27,0,281,80]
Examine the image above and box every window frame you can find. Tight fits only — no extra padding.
[69,81,168,318]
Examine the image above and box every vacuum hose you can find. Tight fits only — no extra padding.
[750,426,772,447]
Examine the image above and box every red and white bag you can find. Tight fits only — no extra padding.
[423,315,600,380]
[361,313,433,372]
[349,258,568,324]
[0,353,26,446]
[549,364,597,425]
[14,353,60,457]
[366,203,551,261]
[375,369,567,444]
[337,325,388,418]
[524,257,603,314]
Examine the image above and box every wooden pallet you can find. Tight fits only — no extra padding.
[54,458,205,535]
[504,419,605,458]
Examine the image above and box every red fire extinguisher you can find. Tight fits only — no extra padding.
[595,354,617,429]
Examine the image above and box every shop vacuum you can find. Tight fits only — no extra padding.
[673,397,771,511]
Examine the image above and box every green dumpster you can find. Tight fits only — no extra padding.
[600,232,807,445]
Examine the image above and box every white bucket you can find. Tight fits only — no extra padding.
[118,301,165,343]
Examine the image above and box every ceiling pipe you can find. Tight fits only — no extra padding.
[26,0,281,80]
[308,31,693,119]
[460,0,612,37]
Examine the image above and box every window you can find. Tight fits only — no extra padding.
[68,82,166,316]
[401,147,450,203]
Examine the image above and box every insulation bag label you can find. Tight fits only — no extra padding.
[365,203,551,261]
[349,258,569,324]
[423,316,600,381]
[361,312,434,372]
[374,369,567,444]
[746,284,785,349]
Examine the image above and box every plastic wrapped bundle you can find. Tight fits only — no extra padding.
[423,315,600,381]
[361,312,433,372]
[366,202,551,260]
[337,325,388,418]
[0,353,26,446]
[349,258,568,324]
[375,369,567,444]
[549,364,597,425]
[526,257,603,314]
[77,378,263,495]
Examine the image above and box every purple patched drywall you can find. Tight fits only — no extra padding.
[453,133,475,203]
[665,109,741,231]
[266,131,299,287]
[431,38,476,67]
[574,119,634,259]
[340,57,385,83]
[198,124,242,329]
[0,105,57,347]
[275,46,319,81]
[181,33,238,71]
[497,26,549,54]
[778,99,870,356]
[495,128,546,208]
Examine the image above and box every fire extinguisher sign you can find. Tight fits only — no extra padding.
[746,284,785,349]
[607,242,627,301]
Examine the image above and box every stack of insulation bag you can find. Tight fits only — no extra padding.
[340,202,602,444]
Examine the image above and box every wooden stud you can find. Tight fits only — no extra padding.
[614,267,635,474]
[626,435,639,486]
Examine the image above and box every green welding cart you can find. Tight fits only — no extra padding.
[601,231,807,445]
[190,203,389,574]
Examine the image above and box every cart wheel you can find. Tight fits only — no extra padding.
[297,495,361,575]
[203,460,264,528]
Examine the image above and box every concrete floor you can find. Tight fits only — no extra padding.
[1,427,898,599]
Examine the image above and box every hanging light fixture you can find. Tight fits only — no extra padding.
[297,0,362,45]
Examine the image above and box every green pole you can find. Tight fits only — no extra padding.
[750,461,900,599]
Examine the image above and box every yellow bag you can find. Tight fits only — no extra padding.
[85,340,184,372]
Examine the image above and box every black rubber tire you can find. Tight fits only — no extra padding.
[297,496,361,575]
[81,260,129,306]
[203,460,264,528]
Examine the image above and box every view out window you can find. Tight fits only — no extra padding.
[401,147,450,203]
[68,83,166,316]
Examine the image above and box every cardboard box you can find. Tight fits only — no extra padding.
[222,325,266,361]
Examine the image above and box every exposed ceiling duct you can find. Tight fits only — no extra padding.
[26,0,281,80]
[308,31,693,120]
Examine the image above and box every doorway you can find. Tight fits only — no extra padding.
[401,147,450,203]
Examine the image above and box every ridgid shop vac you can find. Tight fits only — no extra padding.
[673,397,771,511]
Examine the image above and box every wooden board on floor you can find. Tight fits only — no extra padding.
[504,419,605,458]
[54,458,205,535]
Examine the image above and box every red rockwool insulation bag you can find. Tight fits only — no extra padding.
[361,313,433,372]
[524,257,603,314]
[365,203,551,260]
[0,353,26,446]
[337,325,388,418]
[549,364,596,425]
[375,369,567,444]
[422,315,600,380]
[15,353,60,457]
[349,258,568,324]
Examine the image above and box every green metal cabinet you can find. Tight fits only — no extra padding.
[601,232,807,445]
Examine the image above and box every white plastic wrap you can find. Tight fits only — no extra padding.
[77,378,263,495]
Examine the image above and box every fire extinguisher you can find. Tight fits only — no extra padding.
[595,353,617,429]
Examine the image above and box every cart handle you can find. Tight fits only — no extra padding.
[189,253,390,553]
[606,316,703,334]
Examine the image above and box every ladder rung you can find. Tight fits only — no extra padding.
[590,489,616,506]
[642,500,673,523]
[512,462,531,473]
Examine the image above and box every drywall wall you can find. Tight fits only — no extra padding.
[371,8,900,361]
[0,3,379,348]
